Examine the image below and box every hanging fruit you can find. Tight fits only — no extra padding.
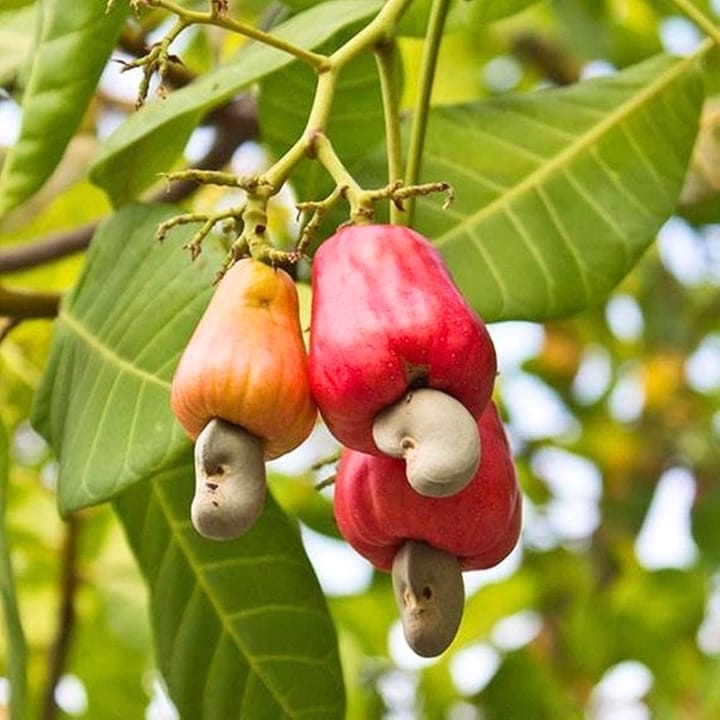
[171,259,316,539]
[309,224,497,496]
[333,401,521,656]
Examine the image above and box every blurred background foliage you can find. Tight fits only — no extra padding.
[2,0,720,718]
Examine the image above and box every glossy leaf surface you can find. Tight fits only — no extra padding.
[115,459,344,719]
[0,0,127,216]
[31,204,217,515]
[415,52,706,321]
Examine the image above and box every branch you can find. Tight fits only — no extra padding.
[511,33,580,86]
[117,21,196,89]
[0,286,61,319]
[0,226,95,274]
[0,318,20,343]
[39,515,80,720]
[0,96,258,275]
[157,96,258,204]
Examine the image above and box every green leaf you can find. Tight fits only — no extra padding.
[481,648,581,720]
[0,0,128,217]
[415,51,706,321]
[115,457,345,719]
[269,472,340,540]
[0,420,28,720]
[399,0,540,35]
[0,4,36,86]
[31,203,219,515]
[471,0,541,23]
[281,0,331,9]
[90,0,383,206]
[455,570,538,646]
[0,0,36,10]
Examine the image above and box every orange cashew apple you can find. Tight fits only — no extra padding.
[171,258,316,539]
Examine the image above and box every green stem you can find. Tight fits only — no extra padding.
[669,0,720,45]
[0,421,28,720]
[151,0,416,259]
[145,0,330,69]
[264,0,413,201]
[330,0,414,67]
[403,0,452,225]
[313,134,373,223]
[374,40,404,224]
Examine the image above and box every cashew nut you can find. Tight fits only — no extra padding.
[392,539,464,657]
[372,388,480,497]
[191,418,266,541]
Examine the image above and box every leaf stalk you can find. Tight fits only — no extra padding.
[402,0,452,225]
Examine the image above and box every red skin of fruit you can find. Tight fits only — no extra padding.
[309,224,497,454]
[333,402,522,572]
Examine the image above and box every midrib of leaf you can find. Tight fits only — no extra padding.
[58,309,170,390]
[434,43,712,248]
[150,478,326,718]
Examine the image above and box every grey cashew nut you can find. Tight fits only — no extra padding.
[372,388,480,497]
[191,418,266,541]
[392,539,465,657]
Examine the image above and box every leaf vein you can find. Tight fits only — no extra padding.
[58,310,170,389]
[434,54,698,248]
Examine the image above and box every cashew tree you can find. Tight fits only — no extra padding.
[2,1,720,718]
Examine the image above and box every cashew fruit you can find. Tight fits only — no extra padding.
[372,388,480,497]
[191,419,266,541]
[333,402,522,572]
[309,224,497,455]
[171,258,316,460]
[392,540,464,657]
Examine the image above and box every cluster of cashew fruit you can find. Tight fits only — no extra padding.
[170,224,522,657]
[310,226,522,656]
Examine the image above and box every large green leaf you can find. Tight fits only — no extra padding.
[31,203,218,515]
[415,51,706,321]
[398,0,540,36]
[90,0,383,205]
[0,4,36,86]
[115,459,345,719]
[30,202,345,716]
[472,0,541,22]
[0,0,128,217]
[0,420,28,720]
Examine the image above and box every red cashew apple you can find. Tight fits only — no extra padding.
[334,401,521,656]
[333,401,521,572]
[171,258,317,539]
[309,224,497,455]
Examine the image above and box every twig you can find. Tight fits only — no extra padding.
[314,475,336,492]
[0,96,258,274]
[374,40,404,224]
[39,515,80,720]
[511,33,580,86]
[0,286,61,319]
[0,226,95,274]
